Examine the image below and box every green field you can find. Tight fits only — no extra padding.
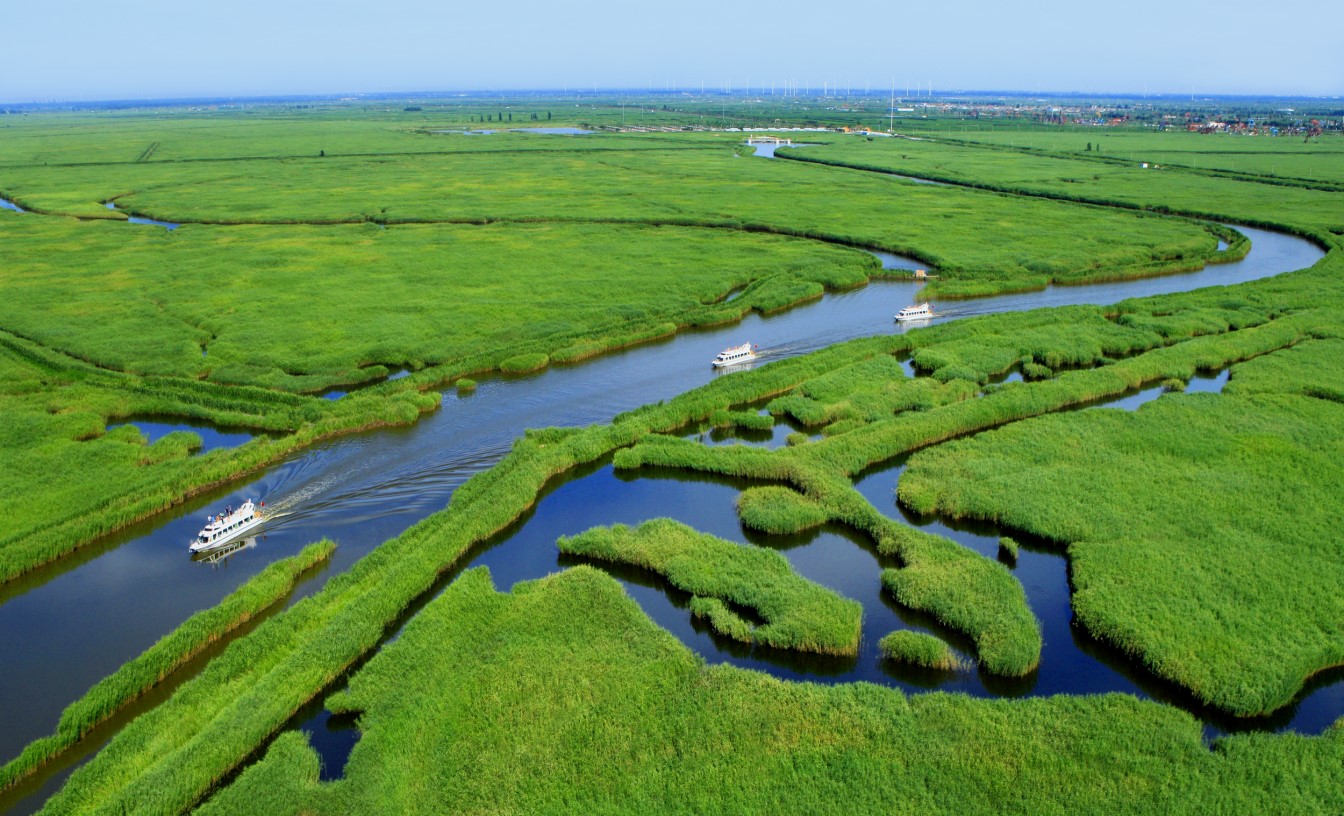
[0,133,1221,288]
[1,100,1342,814]
[918,126,1344,185]
[0,215,870,388]
[0,106,1256,582]
[779,137,1344,234]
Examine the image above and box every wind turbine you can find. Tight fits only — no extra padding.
[889,80,895,133]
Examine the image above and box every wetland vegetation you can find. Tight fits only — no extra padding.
[1,95,1341,813]
[558,519,863,655]
[0,541,333,794]
[204,567,1344,815]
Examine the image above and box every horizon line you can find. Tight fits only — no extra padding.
[4,86,1342,109]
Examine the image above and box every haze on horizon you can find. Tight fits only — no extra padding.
[4,0,1341,104]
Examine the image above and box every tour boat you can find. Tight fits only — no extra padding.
[712,342,759,368]
[190,499,266,553]
[894,303,934,321]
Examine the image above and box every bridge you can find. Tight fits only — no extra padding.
[745,135,793,145]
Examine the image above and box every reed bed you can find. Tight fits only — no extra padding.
[204,565,1344,814]
[0,329,434,584]
[558,519,862,655]
[878,630,964,671]
[736,486,830,534]
[0,540,333,793]
[614,436,1042,676]
[779,137,1344,235]
[7,112,1343,813]
[29,255,1343,812]
[900,379,1344,715]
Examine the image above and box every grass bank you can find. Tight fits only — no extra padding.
[198,566,1344,814]
[0,328,432,584]
[27,257,1342,812]
[559,519,862,655]
[0,540,334,793]
[899,383,1344,716]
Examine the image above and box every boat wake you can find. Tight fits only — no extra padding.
[262,474,343,520]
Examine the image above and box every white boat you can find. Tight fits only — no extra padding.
[894,303,934,321]
[190,499,266,553]
[712,342,759,368]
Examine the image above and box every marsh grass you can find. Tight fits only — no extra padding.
[614,436,1042,676]
[558,519,862,655]
[0,135,1220,305]
[1223,337,1344,402]
[31,253,1344,812]
[900,384,1344,715]
[709,409,774,431]
[736,486,829,534]
[499,352,549,375]
[879,630,964,671]
[0,329,434,584]
[213,565,1344,814]
[0,540,333,793]
[9,110,1344,813]
[0,216,870,391]
[781,136,1344,235]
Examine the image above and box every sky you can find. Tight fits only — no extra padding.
[2,0,1341,103]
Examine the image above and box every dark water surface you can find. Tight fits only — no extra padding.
[0,225,1329,812]
[105,418,257,454]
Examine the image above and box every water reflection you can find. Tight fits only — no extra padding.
[189,536,258,566]
[750,142,817,158]
[102,201,180,230]
[106,417,256,454]
[511,127,593,135]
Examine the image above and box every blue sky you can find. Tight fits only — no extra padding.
[2,0,1341,102]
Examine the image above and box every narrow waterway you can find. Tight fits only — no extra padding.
[0,223,1327,813]
[102,201,180,229]
[288,359,1340,780]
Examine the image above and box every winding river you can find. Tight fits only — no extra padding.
[0,218,1330,812]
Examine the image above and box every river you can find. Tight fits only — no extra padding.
[0,224,1328,812]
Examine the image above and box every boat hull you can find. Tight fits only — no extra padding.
[711,354,757,368]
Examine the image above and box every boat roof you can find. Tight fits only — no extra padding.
[201,500,255,529]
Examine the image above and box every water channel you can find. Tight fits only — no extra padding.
[102,201,181,229]
[0,216,1330,811]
